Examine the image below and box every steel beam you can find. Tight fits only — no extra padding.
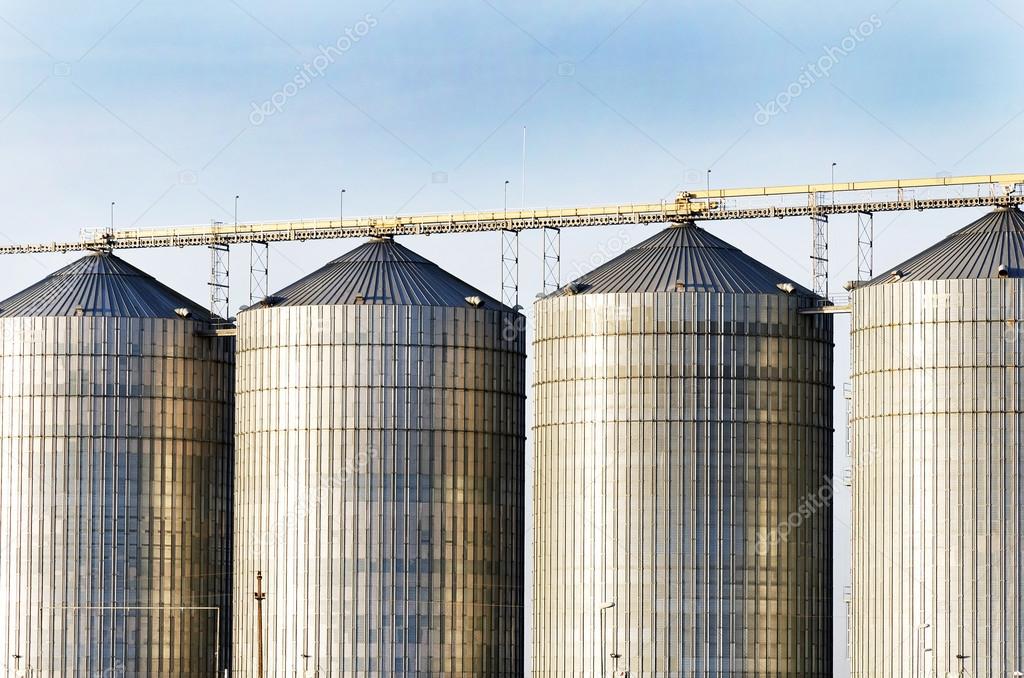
[1,195,1022,256]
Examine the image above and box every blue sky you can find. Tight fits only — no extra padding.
[2,1,1023,674]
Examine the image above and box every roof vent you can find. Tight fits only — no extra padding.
[465,295,483,308]
[890,269,905,280]
[674,280,686,292]
[842,280,861,292]
[998,264,1010,278]
[354,294,366,305]
[776,282,796,294]
[566,282,582,296]
[73,305,85,317]
[174,307,192,319]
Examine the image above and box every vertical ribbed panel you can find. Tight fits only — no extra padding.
[851,279,1024,677]
[232,304,526,676]
[533,292,834,677]
[0,316,234,676]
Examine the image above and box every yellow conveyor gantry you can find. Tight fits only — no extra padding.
[1,172,1021,313]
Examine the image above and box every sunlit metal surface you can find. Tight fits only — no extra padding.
[533,224,834,676]
[0,254,234,676]
[850,209,1024,677]
[232,239,526,676]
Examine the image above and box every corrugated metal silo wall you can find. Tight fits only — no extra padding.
[851,279,1024,677]
[232,304,526,676]
[533,291,834,677]
[0,316,235,676]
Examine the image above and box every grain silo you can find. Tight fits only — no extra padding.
[850,207,1024,677]
[0,252,235,676]
[533,222,834,676]
[232,236,526,676]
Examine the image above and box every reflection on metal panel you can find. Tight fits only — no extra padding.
[232,302,526,676]
[533,291,834,677]
[851,276,1024,677]
[0,315,234,675]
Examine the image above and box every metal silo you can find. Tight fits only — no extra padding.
[0,252,234,676]
[533,222,834,677]
[850,207,1024,677]
[232,236,526,676]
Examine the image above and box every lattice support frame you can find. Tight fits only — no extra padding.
[500,229,519,309]
[249,242,269,305]
[208,243,230,320]
[810,210,829,298]
[542,227,560,295]
[857,212,874,281]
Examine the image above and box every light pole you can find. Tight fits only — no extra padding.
[254,572,267,678]
[301,652,320,677]
[110,201,115,231]
[340,188,346,225]
[599,601,615,678]
[915,622,930,677]
[832,162,837,206]
[955,653,969,678]
[234,195,239,228]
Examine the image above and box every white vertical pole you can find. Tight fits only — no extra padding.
[521,126,527,208]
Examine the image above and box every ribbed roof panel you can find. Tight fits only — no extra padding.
[865,208,1024,286]
[265,237,507,310]
[549,222,815,296]
[0,252,211,319]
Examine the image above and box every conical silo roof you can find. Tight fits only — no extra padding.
[263,237,507,309]
[0,251,211,319]
[864,207,1024,286]
[549,221,815,296]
